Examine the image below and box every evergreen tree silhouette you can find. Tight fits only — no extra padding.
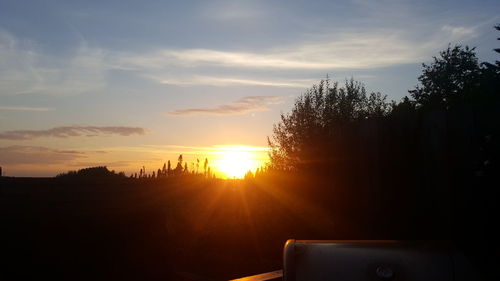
[244,170,254,180]
[483,25,500,71]
[174,155,183,175]
[162,163,167,177]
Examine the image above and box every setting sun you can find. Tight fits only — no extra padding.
[210,146,268,179]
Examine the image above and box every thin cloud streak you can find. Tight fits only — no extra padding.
[0,145,85,165]
[153,75,314,88]
[68,160,132,168]
[107,144,270,155]
[126,25,479,71]
[0,126,147,140]
[169,96,284,116]
[0,106,54,112]
[148,144,270,152]
[0,23,481,97]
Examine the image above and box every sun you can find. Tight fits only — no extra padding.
[211,146,267,179]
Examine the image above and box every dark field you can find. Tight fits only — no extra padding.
[1,176,319,280]
[1,173,498,281]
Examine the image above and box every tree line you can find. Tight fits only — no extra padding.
[131,155,213,179]
[268,36,499,172]
[264,26,500,269]
[56,156,214,179]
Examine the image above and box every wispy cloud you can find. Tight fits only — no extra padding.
[152,75,314,88]
[0,106,54,112]
[68,160,132,168]
[440,25,476,40]
[0,21,482,97]
[0,30,108,96]
[0,126,147,140]
[169,96,283,116]
[124,25,479,72]
[0,145,85,165]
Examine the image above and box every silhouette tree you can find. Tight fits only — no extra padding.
[482,25,500,72]
[409,45,481,108]
[268,78,389,170]
[162,163,167,177]
[56,166,126,178]
[167,160,172,176]
[390,96,417,116]
[174,155,183,175]
[244,170,254,180]
[366,92,390,118]
[204,158,209,176]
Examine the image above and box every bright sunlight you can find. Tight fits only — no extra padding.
[211,146,268,179]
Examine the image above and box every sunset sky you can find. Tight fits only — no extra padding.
[1,0,499,177]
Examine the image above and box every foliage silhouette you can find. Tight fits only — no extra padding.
[265,30,500,279]
[268,78,389,171]
[56,166,126,178]
[482,24,500,71]
[409,45,481,108]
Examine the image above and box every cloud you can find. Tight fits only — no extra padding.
[169,96,283,116]
[0,146,85,165]
[0,21,482,97]
[0,106,54,112]
[163,48,334,69]
[0,30,109,96]
[123,25,478,72]
[67,160,132,168]
[0,126,147,140]
[152,75,314,88]
[440,25,476,40]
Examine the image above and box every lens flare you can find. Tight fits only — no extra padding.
[211,146,268,179]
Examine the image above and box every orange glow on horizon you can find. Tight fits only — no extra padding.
[1,144,270,178]
[210,145,268,179]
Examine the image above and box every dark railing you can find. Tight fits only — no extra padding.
[231,240,478,281]
[229,270,283,281]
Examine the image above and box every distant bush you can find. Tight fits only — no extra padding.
[56,166,127,178]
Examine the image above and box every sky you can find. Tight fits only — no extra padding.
[1,0,499,177]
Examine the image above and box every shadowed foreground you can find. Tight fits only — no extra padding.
[1,173,498,280]
[1,176,300,280]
